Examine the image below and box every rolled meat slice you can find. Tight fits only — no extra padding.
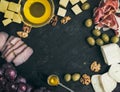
[3,40,24,58]
[2,37,21,58]
[0,32,9,51]
[13,47,33,66]
[5,51,16,63]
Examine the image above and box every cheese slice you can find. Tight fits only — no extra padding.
[13,13,22,23]
[4,10,14,19]
[70,0,80,5]
[8,2,21,13]
[57,7,67,17]
[80,0,87,3]
[71,4,82,15]
[0,1,9,13]
[2,19,12,26]
[59,0,69,8]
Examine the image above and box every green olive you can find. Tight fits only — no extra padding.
[96,38,104,46]
[87,37,95,46]
[102,33,109,43]
[85,19,92,27]
[64,74,71,82]
[111,36,119,43]
[72,73,80,81]
[92,29,101,37]
[81,2,90,10]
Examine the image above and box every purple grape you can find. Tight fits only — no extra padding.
[16,76,26,83]
[17,83,27,92]
[0,68,4,77]
[0,77,7,88]
[5,82,18,92]
[5,68,17,81]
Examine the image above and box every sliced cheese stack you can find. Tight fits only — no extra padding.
[0,0,22,26]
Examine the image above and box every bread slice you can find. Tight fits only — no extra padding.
[109,64,120,83]
[91,75,104,92]
[100,73,117,92]
[101,43,120,65]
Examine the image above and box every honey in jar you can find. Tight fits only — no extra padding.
[47,75,59,86]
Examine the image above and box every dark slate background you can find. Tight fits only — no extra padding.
[0,0,120,92]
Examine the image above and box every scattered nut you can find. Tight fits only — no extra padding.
[80,74,91,85]
[72,73,80,81]
[61,16,71,24]
[50,15,58,26]
[90,61,101,72]
[64,74,71,82]
[17,31,28,38]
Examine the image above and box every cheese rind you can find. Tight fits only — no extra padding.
[0,1,9,13]
[57,7,67,17]
[59,0,69,8]
[2,19,12,26]
[13,13,22,23]
[70,0,79,5]
[8,2,21,13]
[4,10,14,19]
[80,0,87,4]
[71,4,82,15]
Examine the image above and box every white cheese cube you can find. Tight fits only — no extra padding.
[80,0,87,3]
[70,0,79,5]
[13,13,22,23]
[59,0,69,8]
[4,10,14,19]
[57,7,67,17]
[71,4,82,15]
[0,1,9,13]
[2,19,12,26]
[8,2,21,13]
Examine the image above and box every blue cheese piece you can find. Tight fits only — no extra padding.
[2,19,12,26]
[70,0,79,5]
[57,7,67,17]
[59,0,69,8]
[0,1,9,13]
[71,4,82,15]
[4,10,14,19]
[8,2,21,13]
[13,13,22,23]
[80,0,87,4]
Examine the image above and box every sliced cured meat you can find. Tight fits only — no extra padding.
[5,51,16,63]
[0,32,9,51]
[13,47,33,66]
[3,40,24,58]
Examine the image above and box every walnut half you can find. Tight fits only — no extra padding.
[80,74,91,85]
[90,61,101,72]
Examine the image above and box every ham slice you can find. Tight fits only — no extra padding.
[13,47,33,66]
[0,32,9,51]
[5,51,15,63]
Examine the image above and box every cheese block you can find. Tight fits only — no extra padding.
[80,0,87,3]
[57,7,67,17]
[0,1,9,13]
[59,0,69,8]
[8,2,21,13]
[4,10,14,19]
[109,64,120,83]
[100,73,117,92]
[71,4,82,15]
[101,43,120,65]
[70,0,79,5]
[2,19,12,26]
[13,13,22,23]
[91,75,104,92]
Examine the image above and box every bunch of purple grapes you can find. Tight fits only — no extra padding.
[0,63,51,92]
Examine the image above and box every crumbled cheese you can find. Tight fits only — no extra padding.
[57,7,67,17]
[70,0,80,5]
[80,0,87,4]
[2,19,12,26]
[59,0,69,8]
[71,4,82,15]
[0,1,9,13]
[13,13,22,23]
[8,2,21,13]
[4,10,14,19]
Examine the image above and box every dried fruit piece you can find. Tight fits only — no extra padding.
[61,16,71,24]
[80,74,91,85]
[90,61,101,72]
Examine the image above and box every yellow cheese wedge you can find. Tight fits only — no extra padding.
[13,13,22,23]
[4,10,14,19]
[0,1,9,13]
[71,4,82,15]
[8,2,21,13]
[2,19,12,26]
